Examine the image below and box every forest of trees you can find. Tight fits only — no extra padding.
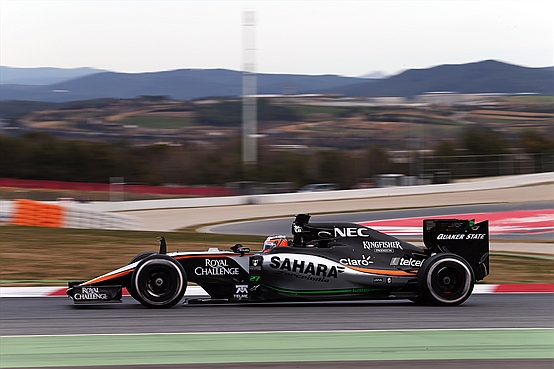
[0,127,552,189]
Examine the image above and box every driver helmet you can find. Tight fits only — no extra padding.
[263,234,289,252]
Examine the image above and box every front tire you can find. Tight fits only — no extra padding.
[417,253,474,306]
[129,251,157,265]
[127,251,157,301]
[129,254,187,308]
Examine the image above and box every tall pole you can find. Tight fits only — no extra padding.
[242,10,257,165]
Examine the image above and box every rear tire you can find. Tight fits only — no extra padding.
[129,254,187,308]
[417,253,474,306]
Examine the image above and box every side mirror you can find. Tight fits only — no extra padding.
[157,236,167,254]
[230,244,250,256]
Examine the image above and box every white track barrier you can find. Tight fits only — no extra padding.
[63,205,141,230]
[0,200,15,222]
[1,172,552,231]
[0,200,141,230]
[73,172,553,213]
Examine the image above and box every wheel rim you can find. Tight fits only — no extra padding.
[435,266,461,294]
[427,258,472,304]
[145,267,173,298]
[134,259,184,306]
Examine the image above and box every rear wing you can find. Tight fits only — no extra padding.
[423,219,489,281]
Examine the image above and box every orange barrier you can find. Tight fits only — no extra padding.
[11,199,65,228]
[11,199,35,226]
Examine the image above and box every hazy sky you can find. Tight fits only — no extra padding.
[1,0,552,77]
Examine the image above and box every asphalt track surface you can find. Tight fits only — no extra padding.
[2,294,553,336]
[1,294,553,368]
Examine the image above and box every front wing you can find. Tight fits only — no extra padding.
[67,283,122,304]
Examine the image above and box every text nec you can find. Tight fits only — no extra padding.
[334,227,370,238]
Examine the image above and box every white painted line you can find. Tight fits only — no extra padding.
[0,287,62,298]
[0,285,210,298]
[473,284,498,294]
[4,327,552,339]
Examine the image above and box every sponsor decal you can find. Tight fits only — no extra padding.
[334,227,370,238]
[387,277,392,284]
[233,284,249,300]
[235,284,248,293]
[250,257,262,271]
[340,254,373,266]
[351,288,375,293]
[293,224,303,233]
[269,256,344,283]
[437,233,485,240]
[374,249,395,253]
[73,287,108,301]
[373,277,384,283]
[363,241,403,250]
[195,259,240,276]
[390,257,423,268]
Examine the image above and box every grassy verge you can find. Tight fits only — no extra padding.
[0,225,264,285]
[0,225,551,286]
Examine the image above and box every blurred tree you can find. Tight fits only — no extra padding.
[0,136,25,177]
[366,145,392,177]
[461,126,509,155]
[259,150,308,186]
[196,99,300,127]
[196,101,241,126]
[433,140,458,157]
[257,99,299,122]
[315,150,351,188]
[519,129,554,153]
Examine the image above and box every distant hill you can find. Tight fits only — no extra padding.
[0,66,105,85]
[358,71,387,79]
[0,60,551,102]
[326,60,553,97]
[0,69,365,102]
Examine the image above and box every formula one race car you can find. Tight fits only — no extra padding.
[67,214,489,308]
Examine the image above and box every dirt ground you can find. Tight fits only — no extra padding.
[0,225,551,286]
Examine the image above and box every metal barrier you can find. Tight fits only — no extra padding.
[419,153,554,180]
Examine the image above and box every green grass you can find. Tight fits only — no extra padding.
[116,116,193,129]
[502,95,554,104]
[1,330,552,367]
[470,117,553,125]
[286,105,348,117]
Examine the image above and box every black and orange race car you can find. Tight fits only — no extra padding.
[67,214,489,308]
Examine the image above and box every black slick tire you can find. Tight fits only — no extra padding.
[129,251,157,265]
[127,251,157,301]
[417,253,475,306]
[129,254,187,308]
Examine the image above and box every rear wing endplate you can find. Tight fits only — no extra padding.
[423,219,489,281]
